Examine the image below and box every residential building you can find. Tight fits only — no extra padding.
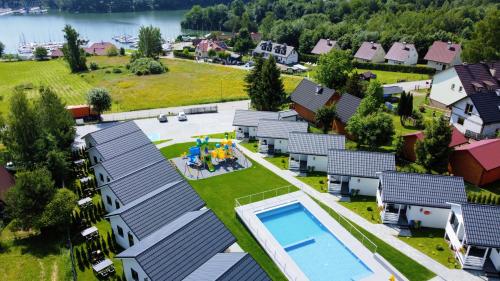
[377,172,467,228]
[195,39,228,59]
[116,209,248,281]
[83,121,141,148]
[84,42,116,56]
[429,62,500,109]
[445,203,500,272]
[290,79,338,122]
[278,109,299,121]
[449,90,500,138]
[50,48,63,58]
[256,119,308,154]
[354,42,386,63]
[385,42,418,65]
[252,41,298,65]
[311,39,339,55]
[401,127,468,162]
[449,139,500,186]
[99,159,183,212]
[288,133,345,173]
[87,130,151,165]
[233,110,280,140]
[105,180,205,249]
[328,150,395,196]
[92,143,165,187]
[332,93,361,135]
[424,41,462,71]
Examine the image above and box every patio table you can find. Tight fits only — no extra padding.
[81,226,98,238]
[92,259,113,273]
[77,197,92,207]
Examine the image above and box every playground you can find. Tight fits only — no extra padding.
[171,134,252,180]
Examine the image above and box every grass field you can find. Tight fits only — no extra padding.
[0,57,302,115]
[338,196,381,224]
[296,172,328,193]
[264,154,289,170]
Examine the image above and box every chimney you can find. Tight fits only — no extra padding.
[315,84,323,94]
[370,41,375,49]
[447,41,454,51]
[490,68,496,77]
[327,39,331,46]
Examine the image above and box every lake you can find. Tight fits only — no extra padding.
[0,10,189,53]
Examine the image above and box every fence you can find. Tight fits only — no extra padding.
[184,105,218,115]
[235,185,296,207]
[101,105,218,122]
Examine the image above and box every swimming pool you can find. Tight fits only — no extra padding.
[257,202,373,281]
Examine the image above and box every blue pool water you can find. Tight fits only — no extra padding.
[257,203,373,281]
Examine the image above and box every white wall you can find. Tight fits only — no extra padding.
[109,215,137,249]
[274,139,288,153]
[100,186,122,213]
[406,205,451,229]
[285,51,299,65]
[88,149,103,166]
[450,97,485,135]
[349,177,379,196]
[121,258,149,281]
[490,248,500,271]
[84,136,97,149]
[93,164,111,187]
[430,68,466,107]
[306,155,327,172]
[427,60,446,71]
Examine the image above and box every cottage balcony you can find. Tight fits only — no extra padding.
[289,158,307,172]
[380,204,408,225]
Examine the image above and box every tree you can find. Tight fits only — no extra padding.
[416,116,452,173]
[462,10,499,63]
[345,72,364,98]
[347,112,395,148]
[365,80,384,105]
[62,25,87,73]
[46,150,71,187]
[208,49,217,58]
[244,56,264,107]
[314,49,353,89]
[397,92,413,125]
[39,188,77,230]
[137,25,163,59]
[106,45,118,57]
[255,56,286,111]
[87,88,112,117]
[394,133,405,159]
[233,28,254,54]
[119,47,125,56]
[34,47,48,61]
[315,105,337,133]
[5,168,56,230]
[0,41,4,57]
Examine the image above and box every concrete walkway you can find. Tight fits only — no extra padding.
[235,143,487,281]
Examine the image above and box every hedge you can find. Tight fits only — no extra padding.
[300,53,319,63]
[173,50,195,60]
[353,61,436,75]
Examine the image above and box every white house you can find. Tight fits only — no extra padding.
[377,172,467,228]
[116,209,249,281]
[82,121,141,149]
[445,203,500,272]
[195,39,228,59]
[253,41,298,65]
[424,41,462,71]
[429,62,500,109]
[105,180,205,249]
[233,110,280,140]
[327,150,395,196]
[449,89,500,138]
[354,42,386,63]
[288,132,345,173]
[385,42,418,65]
[311,39,339,55]
[256,119,308,154]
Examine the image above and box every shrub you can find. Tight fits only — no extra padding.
[105,70,111,74]
[106,46,118,57]
[495,196,500,205]
[412,109,425,129]
[119,47,125,56]
[89,62,99,70]
[419,105,426,113]
[367,206,373,212]
[352,61,436,75]
[300,53,319,63]
[112,68,122,74]
[129,57,167,75]
[436,245,444,251]
[173,49,195,60]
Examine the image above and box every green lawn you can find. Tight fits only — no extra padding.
[192,131,236,139]
[339,196,381,224]
[161,142,294,280]
[152,139,171,145]
[0,224,72,281]
[264,154,289,170]
[296,172,328,193]
[240,140,259,153]
[314,199,436,281]
[398,228,458,269]
[159,142,207,159]
[356,68,430,84]
[0,57,301,115]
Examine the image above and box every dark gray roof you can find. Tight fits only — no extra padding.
[183,253,270,281]
[89,130,152,161]
[278,109,298,119]
[336,94,361,123]
[232,110,280,127]
[288,133,345,156]
[116,209,236,281]
[469,91,500,124]
[103,159,184,205]
[461,204,500,248]
[106,180,205,240]
[291,79,336,113]
[253,40,296,58]
[85,121,141,145]
[327,149,395,178]
[256,119,308,139]
[380,171,467,208]
[98,143,165,180]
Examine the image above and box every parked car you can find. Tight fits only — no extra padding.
[177,112,187,121]
[157,114,168,123]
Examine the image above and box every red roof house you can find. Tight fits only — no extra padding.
[194,39,228,59]
[450,139,500,186]
[311,39,339,55]
[385,42,418,65]
[50,48,64,58]
[424,41,462,71]
[85,42,116,56]
[354,42,385,63]
[402,128,468,162]
[0,167,15,204]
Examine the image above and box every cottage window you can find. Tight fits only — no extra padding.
[464,103,474,115]
[115,200,120,209]
[117,226,124,237]
[451,84,455,90]
[131,268,139,281]
[458,86,463,92]
[107,176,110,182]
[457,117,465,125]
[128,232,134,247]
[93,156,98,163]
[106,196,112,205]
[99,173,104,182]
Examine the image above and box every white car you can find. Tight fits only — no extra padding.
[177,112,187,121]
[157,114,168,123]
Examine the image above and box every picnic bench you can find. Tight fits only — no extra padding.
[81,226,99,241]
[92,258,115,278]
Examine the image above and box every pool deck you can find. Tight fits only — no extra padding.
[236,191,401,281]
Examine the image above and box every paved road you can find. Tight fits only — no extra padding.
[385,79,432,92]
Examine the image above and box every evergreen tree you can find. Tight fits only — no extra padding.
[244,56,264,107]
[394,134,405,159]
[257,56,286,111]
[0,41,4,57]
[62,25,87,73]
[416,116,452,173]
[233,28,254,54]
[397,92,413,125]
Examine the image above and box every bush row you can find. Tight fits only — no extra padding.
[300,53,319,63]
[353,61,436,75]
[173,50,195,60]
[467,193,500,205]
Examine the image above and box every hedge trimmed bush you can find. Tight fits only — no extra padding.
[173,50,195,60]
[353,61,436,75]
[300,53,319,63]
[129,58,167,75]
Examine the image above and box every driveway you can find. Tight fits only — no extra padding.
[385,79,432,92]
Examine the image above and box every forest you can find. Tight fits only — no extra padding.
[181,0,499,61]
